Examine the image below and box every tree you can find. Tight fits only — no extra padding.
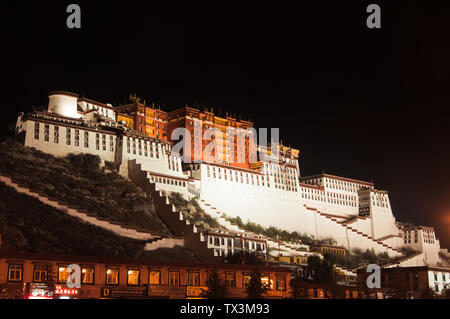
[304,253,335,284]
[290,275,309,299]
[224,251,264,266]
[202,269,227,299]
[442,288,450,299]
[246,268,268,299]
[44,264,57,298]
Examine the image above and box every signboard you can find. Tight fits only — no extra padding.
[148,285,169,297]
[169,286,186,299]
[186,286,208,298]
[101,286,147,298]
[265,290,283,297]
[55,285,79,297]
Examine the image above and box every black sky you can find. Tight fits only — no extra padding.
[1,1,449,247]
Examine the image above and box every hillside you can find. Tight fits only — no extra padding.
[0,138,170,235]
[0,182,197,261]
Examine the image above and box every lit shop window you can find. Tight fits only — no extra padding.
[149,270,161,285]
[276,275,286,291]
[127,269,140,286]
[81,266,95,284]
[261,276,273,290]
[243,273,252,288]
[8,264,23,282]
[169,271,180,286]
[58,266,72,283]
[188,272,200,286]
[225,272,236,287]
[33,264,48,283]
[106,268,120,285]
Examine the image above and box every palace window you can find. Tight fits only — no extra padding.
[169,271,180,286]
[96,134,100,150]
[44,124,49,142]
[106,267,120,285]
[84,131,89,148]
[149,270,161,285]
[127,269,140,286]
[81,266,95,284]
[188,272,200,286]
[66,128,71,145]
[102,135,106,151]
[34,122,40,139]
[33,264,48,283]
[109,135,114,152]
[53,126,59,143]
[8,264,23,282]
[75,130,80,146]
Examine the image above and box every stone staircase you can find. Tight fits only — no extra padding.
[0,174,165,244]
[144,237,185,251]
[305,205,404,257]
[128,160,220,262]
[128,159,309,260]
[197,200,310,256]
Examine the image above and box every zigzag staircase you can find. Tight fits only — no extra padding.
[128,160,308,260]
[0,174,169,250]
[128,160,220,262]
[196,199,308,256]
[304,205,404,257]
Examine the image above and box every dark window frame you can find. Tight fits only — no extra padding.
[7,264,23,283]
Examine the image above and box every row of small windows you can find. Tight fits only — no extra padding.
[304,177,365,193]
[5,263,193,287]
[126,137,160,158]
[207,166,267,186]
[86,104,115,119]
[266,163,297,174]
[150,176,187,187]
[301,189,358,207]
[34,123,114,151]
[404,229,435,244]
[7,261,287,293]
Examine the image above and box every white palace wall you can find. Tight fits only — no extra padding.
[198,163,323,236]
[23,119,117,164]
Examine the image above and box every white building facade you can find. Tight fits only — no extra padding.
[13,91,448,265]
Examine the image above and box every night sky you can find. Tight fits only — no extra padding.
[1,1,449,248]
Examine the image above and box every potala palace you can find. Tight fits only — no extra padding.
[13,91,448,268]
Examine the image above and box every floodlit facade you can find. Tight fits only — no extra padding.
[13,91,448,266]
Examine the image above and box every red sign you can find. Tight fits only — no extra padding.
[54,285,79,296]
